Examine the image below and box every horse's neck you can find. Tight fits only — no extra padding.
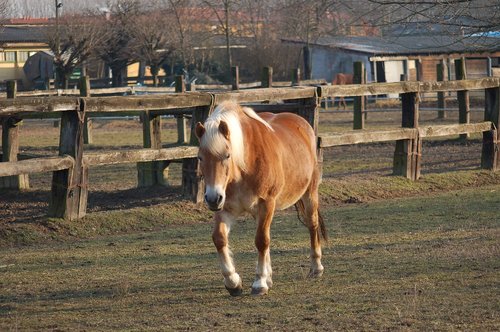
[240,116,271,173]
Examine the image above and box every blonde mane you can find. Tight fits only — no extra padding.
[200,101,273,171]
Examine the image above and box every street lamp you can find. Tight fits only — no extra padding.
[55,1,63,53]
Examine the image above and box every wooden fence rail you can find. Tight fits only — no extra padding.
[0,155,75,177]
[1,76,499,220]
[0,79,326,99]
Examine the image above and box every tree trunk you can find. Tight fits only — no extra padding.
[62,72,70,89]
[224,2,232,80]
[111,66,126,87]
[151,66,159,87]
[55,66,65,89]
[303,45,312,80]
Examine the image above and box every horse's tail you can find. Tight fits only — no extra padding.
[318,210,328,242]
[294,201,328,242]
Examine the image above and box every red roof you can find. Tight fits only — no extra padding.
[5,17,51,25]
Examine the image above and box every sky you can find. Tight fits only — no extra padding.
[8,0,113,17]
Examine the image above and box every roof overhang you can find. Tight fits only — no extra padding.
[0,42,49,48]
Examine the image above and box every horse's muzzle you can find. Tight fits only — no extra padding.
[205,193,224,211]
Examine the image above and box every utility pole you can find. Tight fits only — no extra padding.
[55,0,63,88]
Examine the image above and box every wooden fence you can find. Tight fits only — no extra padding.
[1,75,499,220]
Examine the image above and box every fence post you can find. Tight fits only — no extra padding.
[137,110,167,187]
[176,75,189,144]
[6,80,16,99]
[48,102,88,220]
[295,86,321,179]
[481,87,500,171]
[182,102,212,203]
[137,77,174,187]
[175,74,185,92]
[393,92,421,180]
[292,68,301,86]
[79,76,93,144]
[437,61,446,119]
[0,80,29,190]
[364,67,368,120]
[231,66,239,90]
[353,61,365,129]
[403,60,409,81]
[455,58,470,140]
[262,67,273,88]
[415,58,423,81]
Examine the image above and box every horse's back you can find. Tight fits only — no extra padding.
[333,73,354,85]
[262,112,315,146]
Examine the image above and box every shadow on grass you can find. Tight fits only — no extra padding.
[0,185,186,224]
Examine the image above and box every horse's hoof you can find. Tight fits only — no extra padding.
[308,269,324,278]
[251,287,269,296]
[225,285,243,297]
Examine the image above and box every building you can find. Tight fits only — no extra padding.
[283,33,500,85]
[0,19,51,88]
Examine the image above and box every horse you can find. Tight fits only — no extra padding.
[332,73,353,110]
[195,101,327,296]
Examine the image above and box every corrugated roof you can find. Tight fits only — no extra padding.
[287,34,500,56]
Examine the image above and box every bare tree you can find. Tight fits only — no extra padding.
[341,0,500,48]
[130,10,175,86]
[47,13,106,88]
[232,0,299,81]
[202,0,239,79]
[276,0,336,79]
[94,0,139,87]
[164,0,198,69]
[0,0,9,18]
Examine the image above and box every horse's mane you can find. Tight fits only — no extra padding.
[201,101,273,171]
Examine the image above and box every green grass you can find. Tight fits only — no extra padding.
[320,170,500,203]
[1,186,499,331]
[1,105,499,330]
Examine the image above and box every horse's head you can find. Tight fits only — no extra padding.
[195,120,235,211]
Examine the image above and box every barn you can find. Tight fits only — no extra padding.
[283,33,500,84]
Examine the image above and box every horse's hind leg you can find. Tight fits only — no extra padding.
[341,97,347,110]
[299,173,325,278]
[213,211,243,296]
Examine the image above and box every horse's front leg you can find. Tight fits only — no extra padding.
[252,198,276,296]
[213,211,242,296]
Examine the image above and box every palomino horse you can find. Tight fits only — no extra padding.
[195,101,327,296]
[332,73,353,110]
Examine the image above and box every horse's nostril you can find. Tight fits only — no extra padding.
[216,195,223,205]
[205,194,209,202]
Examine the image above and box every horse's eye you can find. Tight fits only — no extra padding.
[225,154,231,159]
[198,156,203,162]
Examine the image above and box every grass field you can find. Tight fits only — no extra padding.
[1,185,499,331]
[1,102,499,330]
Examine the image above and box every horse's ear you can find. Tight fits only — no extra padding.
[218,121,230,140]
[195,122,205,139]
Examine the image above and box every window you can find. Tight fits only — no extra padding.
[18,51,29,62]
[0,52,5,62]
[4,51,16,62]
